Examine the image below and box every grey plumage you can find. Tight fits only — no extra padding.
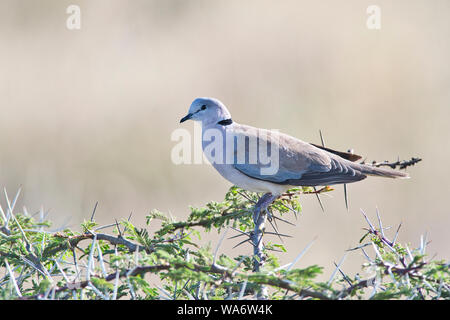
[181,97,409,196]
[230,124,408,187]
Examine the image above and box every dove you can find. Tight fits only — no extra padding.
[180,97,409,212]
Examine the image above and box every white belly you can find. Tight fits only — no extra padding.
[211,163,290,195]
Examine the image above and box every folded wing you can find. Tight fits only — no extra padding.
[231,124,367,186]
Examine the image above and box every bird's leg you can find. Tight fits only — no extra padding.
[251,192,278,299]
[253,193,278,225]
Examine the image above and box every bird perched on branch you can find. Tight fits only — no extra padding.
[180,97,409,211]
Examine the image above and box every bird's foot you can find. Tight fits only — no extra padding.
[254,193,278,223]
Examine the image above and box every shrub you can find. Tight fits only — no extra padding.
[0,186,448,300]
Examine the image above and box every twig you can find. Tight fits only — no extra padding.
[5,259,22,298]
[328,253,348,286]
[343,184,349,211]
[45,232,147,257]
[213,227,229,266]
[90,202,98,222]
[362,157,422,170]
[20,261,331,300]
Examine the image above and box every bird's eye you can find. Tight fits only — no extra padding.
[201,105,207,110]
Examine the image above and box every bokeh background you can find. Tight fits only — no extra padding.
[0,0,449,280]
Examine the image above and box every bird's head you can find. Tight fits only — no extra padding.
[180,97,232,126]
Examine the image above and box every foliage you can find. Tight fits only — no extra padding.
[0,186,448,300]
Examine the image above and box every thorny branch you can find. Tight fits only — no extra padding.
[2,180,448,300]
[20,261,330,301]
[362,157,422,170]
[45,232,148,256]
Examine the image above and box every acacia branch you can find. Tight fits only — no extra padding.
[158,210,248,234]
[19,261,331,300]
[362,157,422,170]
[43,232,147,257]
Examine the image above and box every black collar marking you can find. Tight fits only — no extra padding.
[217,119,233,126]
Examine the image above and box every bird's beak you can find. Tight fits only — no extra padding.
[180,113,193,123]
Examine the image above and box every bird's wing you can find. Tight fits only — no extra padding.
[230,124,366,186]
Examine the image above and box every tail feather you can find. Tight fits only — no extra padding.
[360,164,409,179]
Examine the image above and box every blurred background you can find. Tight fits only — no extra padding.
[0,0,449,280]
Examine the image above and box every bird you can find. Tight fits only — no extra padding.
[180,97,409,213]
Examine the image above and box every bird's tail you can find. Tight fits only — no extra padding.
[359,164,410,179]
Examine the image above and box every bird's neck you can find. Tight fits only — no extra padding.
[217,118,233,126]
[202,118,234,131]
